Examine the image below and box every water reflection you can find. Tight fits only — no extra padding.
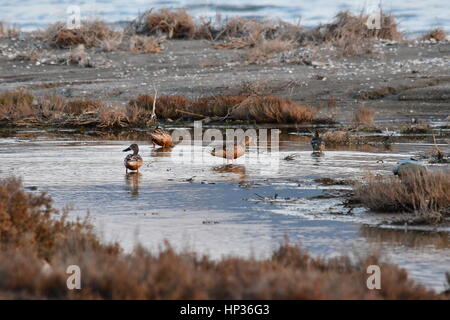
[151,146,173,157]
[360,225,450,249]
[125,172,141,197]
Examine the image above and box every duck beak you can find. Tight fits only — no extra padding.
[123,147,131,152]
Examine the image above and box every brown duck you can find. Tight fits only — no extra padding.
[149,128,173,148]
[123,144,143,173]
[210,136,252,161]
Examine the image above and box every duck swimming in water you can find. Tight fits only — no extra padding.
[311,131,325,153]
[149,128,173,148]
[123,144,143,173]
[210,136,252,162]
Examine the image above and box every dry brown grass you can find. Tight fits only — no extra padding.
[0,91,131,128]
[44,21,121,49]
[354,171,450,223]
[128,9,197,39]
[312,11,401,57]
[354,106,376,126]
[1,91,317,127]
[322,130,353,145]
[128,35,165,53]
[129,94,315,123]
[422,28,447,41]
[0,177,445,299]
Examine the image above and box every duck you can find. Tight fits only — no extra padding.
[392,158,426,177]
[210,136,252,161]
[311,131,325,153]
[149,128,173,148]
[123,144,143,173]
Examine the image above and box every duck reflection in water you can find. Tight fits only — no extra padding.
[151,146,173,158]
[125,171,141,197]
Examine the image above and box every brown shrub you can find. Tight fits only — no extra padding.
[313,11,401,57]
[422,28,447,41]
[0,90,35,121]
[0,177,443,299]
[128,9,196,39]
[0,90,129,128]
[355,106,376,126]
[229,95,315,123]
[45,21,121,49]
[322,130,352,145]
[65,98,103,115]
[128,94,315,123]
[0,177,104,260]
[354,171,450,222]
[129,35,164,53]
[128,94,190,119]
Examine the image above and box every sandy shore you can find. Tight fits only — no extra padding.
[1,36,450,125]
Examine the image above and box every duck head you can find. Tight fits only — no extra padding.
[123,144,139,154]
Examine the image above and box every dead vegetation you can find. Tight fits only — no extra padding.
[124,9,402,61]
[43,20,122,49]
[129,35,165,53]
[322,130,354,145]
[422,28,447,41]
[0,90,319,128]
[354,171,450,224]
[0,176,445,299]
[354,106,376,126]
[310,11,401,57]
[0,90,130,128]
[127,8,197,39]
[129,94,316,123]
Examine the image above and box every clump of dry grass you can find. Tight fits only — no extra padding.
[129,35,165,53]
[129,94,316,123]
[422,28,447,41]
[354,171,450,223]
[354,106,376,126]
[312,11,401,56]
[45,21,121,49]
[230,95,315,123]
[0,90,131,128]
[127,9,197,39]
[322,130,353,145]
[0,177,443,299]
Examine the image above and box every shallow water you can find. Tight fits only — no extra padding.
[1,0,449,35]
[0,130,449,291]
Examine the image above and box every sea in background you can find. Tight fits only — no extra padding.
[0,0,449,37]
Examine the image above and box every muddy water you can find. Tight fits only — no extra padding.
[0,130,449,291]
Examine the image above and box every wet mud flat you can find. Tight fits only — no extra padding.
[0,129,449,290]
